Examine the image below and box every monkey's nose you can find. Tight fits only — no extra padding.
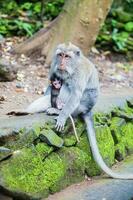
[60,64,65,71]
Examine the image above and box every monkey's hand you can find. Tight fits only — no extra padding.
[55,114,66,132]
[46,107,60,115]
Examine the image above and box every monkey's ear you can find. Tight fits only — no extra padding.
[75,50,80,56]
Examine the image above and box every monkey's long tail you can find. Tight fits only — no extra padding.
[84,113,133,180]
[69,115,80,143]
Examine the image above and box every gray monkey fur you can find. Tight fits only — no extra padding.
[12,43,133,179]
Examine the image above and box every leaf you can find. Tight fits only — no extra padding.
[14,20,34,36]
[21,3,33,10]
[33,2,41,14]
[125,22,133,32]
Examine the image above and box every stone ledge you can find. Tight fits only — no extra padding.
[0,92,133,199]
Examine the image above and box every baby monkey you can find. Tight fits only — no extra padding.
[49,74,80,143]
[50,74,63,108]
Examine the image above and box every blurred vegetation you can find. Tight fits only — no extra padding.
[0,0,64,37]
[0,0,133,53]
[96,0,133,53]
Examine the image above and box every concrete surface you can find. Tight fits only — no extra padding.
[46,156,133,200]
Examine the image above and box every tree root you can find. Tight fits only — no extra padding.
[14,18,58,65]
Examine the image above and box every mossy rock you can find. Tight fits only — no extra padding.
[115,143,126,161]
[2,123,43,150]
[39,129,64,148]
[0,118,87,199]
[1,105,133,199]
[50,146,88,193]
[0,146,88,199]
[94,112,111,126]
[77,125,115,176]
[64,135,77,147]
[62,118,85,147]
[121,102,133,115]
[127,99,133,108]
[110,117,127,160]
[122,123,133,154]
[110,117,133,161]
[0,147,13,161]
[0,145,65,199]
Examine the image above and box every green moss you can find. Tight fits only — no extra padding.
[121,102,133,115]
[41,121,56,131]
[1,106,133,199]
[122,123,133,154]
[57,147,87,185]
[32,123,41,136]
[39,129,64,148]
[5,128,39,150]
[63,118,85,147]
[35,143,54,157]
[64,135,77,147]
[75,118,86,136]
[0,145,88,198]
[110,117,133,160]
[4,123,46,151]
[115,143,126,161]
[63,118,84,136]
[110,117,127,160]
[96,125,115,165]
[0,146,66,198]
[77,125,115,176]
[94,112,111,126]
[77,134,99,176]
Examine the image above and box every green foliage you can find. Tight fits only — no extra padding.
[0,0,64,37]
[44,0,64,19]
[96,1,133,53]
[0,0,133,54]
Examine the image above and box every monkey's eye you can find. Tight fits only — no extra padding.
[76,51,80,56]
[65,54,71,58]
[58,53,62,57]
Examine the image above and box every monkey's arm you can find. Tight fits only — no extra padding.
[56,84,83,131]
[43,85,52,95]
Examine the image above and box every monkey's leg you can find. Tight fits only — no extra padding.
[83,112,133,180]
[8,95,51,115]
[26,95,51,113]
[7,85,52,116]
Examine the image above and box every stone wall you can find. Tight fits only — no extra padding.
[0,98,133,199]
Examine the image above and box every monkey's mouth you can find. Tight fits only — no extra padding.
[56,69,69,80]
[57,69,68,73]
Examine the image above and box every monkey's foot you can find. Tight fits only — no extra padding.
[46,107,60,115]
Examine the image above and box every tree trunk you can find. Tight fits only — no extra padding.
[15,0,113,65]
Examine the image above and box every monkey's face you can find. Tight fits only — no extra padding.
[54,43,81,77]
[52,79,62,89]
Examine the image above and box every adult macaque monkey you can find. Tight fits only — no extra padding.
[9,43,133,179]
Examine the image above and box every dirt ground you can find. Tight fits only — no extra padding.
[0,37,133,116]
